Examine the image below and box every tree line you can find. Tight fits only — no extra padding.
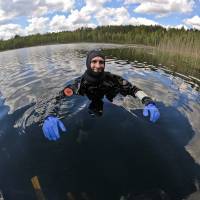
[0,25,199,56]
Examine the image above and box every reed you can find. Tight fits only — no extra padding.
[157,34,200,59]
[103,46,200,80]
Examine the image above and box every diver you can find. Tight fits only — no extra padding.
[42,50,160,141]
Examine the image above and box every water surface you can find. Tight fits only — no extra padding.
[0,43,200,200]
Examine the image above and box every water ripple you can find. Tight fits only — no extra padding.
[0,43,200,199]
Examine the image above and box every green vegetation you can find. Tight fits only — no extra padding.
[103,47,200,80]
[1,25,199,53]
[0,25,199,78]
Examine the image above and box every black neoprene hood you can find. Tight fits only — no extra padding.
[86,50,105,69]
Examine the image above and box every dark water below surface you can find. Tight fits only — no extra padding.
[0,43,200,200]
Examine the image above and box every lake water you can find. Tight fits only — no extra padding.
[0,43,200,200]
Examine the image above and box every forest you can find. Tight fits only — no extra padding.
[0,25,199,58]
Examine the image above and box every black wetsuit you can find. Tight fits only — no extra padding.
[42,71,153,118]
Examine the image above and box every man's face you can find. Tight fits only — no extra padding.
[90,56,105,73]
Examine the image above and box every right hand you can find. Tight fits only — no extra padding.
[42,116,67,141]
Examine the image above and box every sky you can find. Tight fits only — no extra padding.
[0,0,200,40]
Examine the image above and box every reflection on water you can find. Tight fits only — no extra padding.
[103,47,200,80]
[0,43,200,200]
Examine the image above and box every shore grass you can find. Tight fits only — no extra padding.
[103,46,200,81]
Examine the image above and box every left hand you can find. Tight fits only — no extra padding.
[143,103,160,123]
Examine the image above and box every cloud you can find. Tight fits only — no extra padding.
[67,9,91,24]
[0,8,17,22]
[0,0,75,23]
[0,23,24,40]
[78,0,112,16]
[85,0,111,7]
[1,0,196,40]
[184,15,200,30]
[0,0,42,21]
[0,4,158,40]
[49,15,69,32]
[25,17,50,35]
[95,7,130,25]
[129,17,158,26]
[44,0,75,13]
[0,0,111,40]
[48,0,112,31]
[49,13,96,32]
[124,0,195,17]
[164,24,189,30]
[95,7,157,26]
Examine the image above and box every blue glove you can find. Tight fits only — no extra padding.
[143,103,160,123]
[42,116,67,141]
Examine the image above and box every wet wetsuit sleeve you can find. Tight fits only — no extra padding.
[35,77,82,122]
[113,74,154,105]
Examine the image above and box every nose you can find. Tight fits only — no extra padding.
[95,62,101,68]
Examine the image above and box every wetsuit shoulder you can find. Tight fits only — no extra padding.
[104,72,120,82]
[104,72,126,86]
[64,76,82,95]
[64,76,82,88]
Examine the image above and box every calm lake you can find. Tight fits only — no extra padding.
[0,43,200,200]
